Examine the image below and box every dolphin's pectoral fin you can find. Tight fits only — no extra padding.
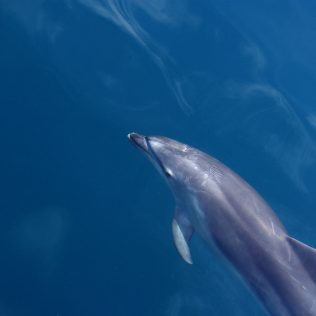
[287,236,316,282]
[172,208,194,265]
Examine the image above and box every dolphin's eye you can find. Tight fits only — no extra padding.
[164,168,173,178]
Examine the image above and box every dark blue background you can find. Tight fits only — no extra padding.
[1,1,316,315]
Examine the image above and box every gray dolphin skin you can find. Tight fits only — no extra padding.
[128,132,316,316]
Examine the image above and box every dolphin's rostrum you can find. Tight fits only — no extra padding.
[128,132,316,316]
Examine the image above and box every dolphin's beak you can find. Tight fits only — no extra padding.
[128,132,149,153]
[128,132,170,177]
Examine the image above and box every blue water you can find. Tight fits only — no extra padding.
[1,1,316,315]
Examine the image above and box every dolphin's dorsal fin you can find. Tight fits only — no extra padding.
[172,207,194,265]
[287,236,316,282]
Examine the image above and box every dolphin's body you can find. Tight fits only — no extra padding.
[128,133,316,316]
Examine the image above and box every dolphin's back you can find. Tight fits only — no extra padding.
[186,149,285,237]
[190,151,316,316]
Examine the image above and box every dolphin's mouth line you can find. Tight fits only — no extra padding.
[145,136,159,162]
[145,137,170,176]
[128,132,169,176]
[128,133,147,152]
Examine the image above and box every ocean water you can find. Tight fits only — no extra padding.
[1,1,316,315]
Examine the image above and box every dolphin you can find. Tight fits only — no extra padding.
[128,132,316,316]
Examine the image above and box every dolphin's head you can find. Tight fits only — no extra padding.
[128,132,207,200]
